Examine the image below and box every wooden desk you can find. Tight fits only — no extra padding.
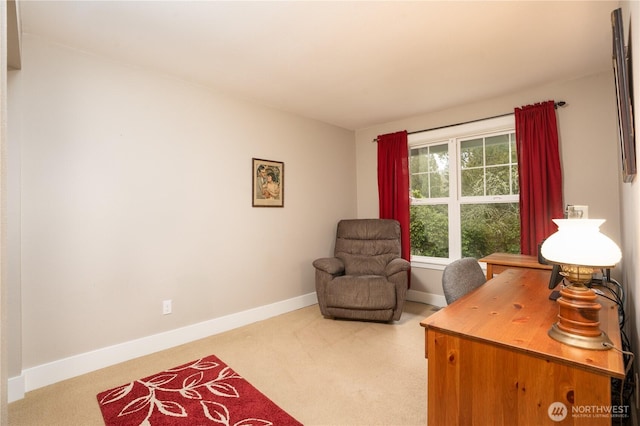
[480,252,552,280]
[420,269,624,425]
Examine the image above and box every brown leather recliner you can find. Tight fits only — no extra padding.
[312,219,410,322]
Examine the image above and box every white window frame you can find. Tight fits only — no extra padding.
[409,115,516,269]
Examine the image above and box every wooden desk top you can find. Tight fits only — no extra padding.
[479,252,552,270]
[420,268,625,379]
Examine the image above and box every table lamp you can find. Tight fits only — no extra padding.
[540,219,622,350]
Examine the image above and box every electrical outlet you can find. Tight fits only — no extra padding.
[566,204,588,219]
[163,300,172,315]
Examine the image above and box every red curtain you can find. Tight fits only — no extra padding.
[377,131,411,266]
[515,101,564,255]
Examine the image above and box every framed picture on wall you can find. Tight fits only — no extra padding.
[252,158,284,207]
[612,8,636,182]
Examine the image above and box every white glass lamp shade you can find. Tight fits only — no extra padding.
[540,219,621,268]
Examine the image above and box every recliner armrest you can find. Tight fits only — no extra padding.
[312,257,345,275]
[385,258,410,277]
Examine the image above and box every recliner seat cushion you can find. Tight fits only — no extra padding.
[325,276,396,310]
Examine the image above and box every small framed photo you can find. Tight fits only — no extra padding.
[252,158,284,207]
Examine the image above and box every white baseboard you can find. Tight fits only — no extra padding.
[8,292,318,402]
[8,289,444,402]
[8,375,25,403]
[407,289,446,308]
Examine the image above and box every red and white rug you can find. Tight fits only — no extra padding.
[97,354,302,425]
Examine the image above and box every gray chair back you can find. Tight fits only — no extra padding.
[442,257,486,304]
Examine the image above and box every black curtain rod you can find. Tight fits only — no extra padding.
[372,101,566,142]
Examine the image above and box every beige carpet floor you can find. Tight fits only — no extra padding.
[9,301,439,426]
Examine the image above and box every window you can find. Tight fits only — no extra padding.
[409,116,520,265]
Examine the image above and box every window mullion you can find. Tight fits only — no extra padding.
[483,137,488,197]
[449,138,461,260]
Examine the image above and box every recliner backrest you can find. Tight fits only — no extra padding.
[334,219,401,276]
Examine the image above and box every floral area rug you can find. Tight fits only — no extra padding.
[97,354,303,425]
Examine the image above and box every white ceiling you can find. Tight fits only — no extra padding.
[18,0,620,130]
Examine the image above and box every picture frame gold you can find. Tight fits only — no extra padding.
[252,158,284,207]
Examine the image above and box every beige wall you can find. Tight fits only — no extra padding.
[10,34,357,372]
[6,68,19,382]
[355,71,622,297]
[1,0,8,420]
